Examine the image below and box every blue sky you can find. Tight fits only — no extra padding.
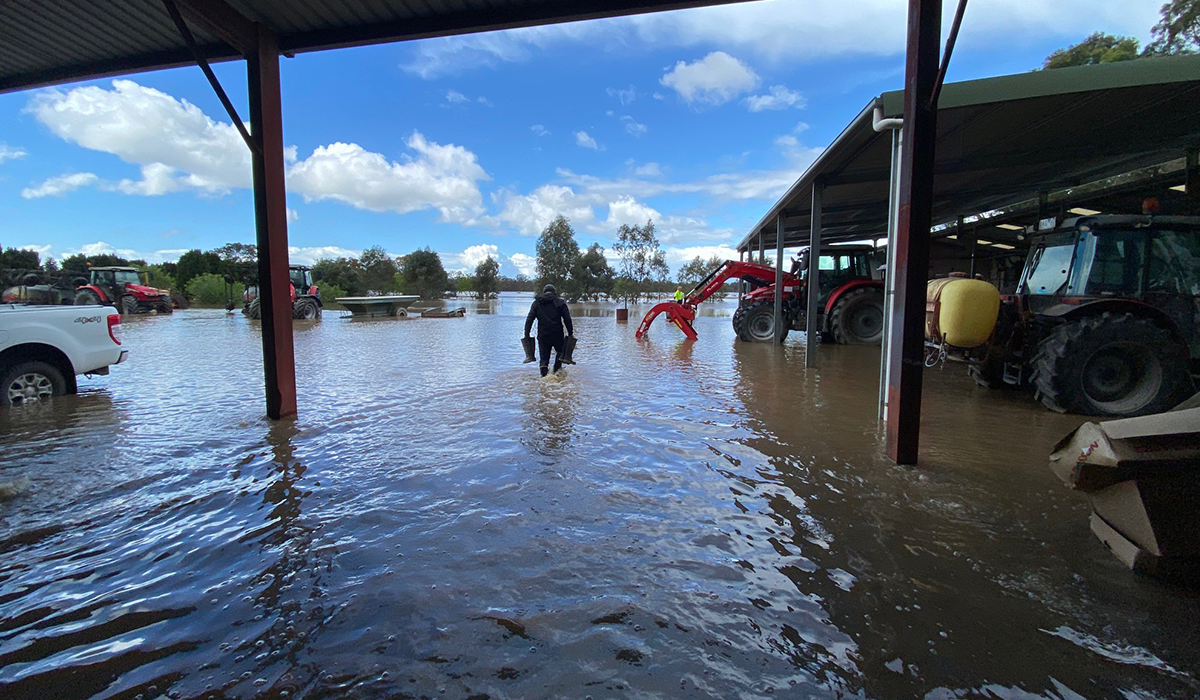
[0,0,1163,277]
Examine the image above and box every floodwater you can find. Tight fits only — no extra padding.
[1,292,1197,700]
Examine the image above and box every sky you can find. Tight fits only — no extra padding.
[0,0,1165,278]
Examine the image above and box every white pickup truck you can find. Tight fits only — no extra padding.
[0,304,128,406]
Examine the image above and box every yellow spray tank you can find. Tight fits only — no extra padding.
[925,275,1001,349]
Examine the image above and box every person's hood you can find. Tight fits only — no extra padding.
[536,291,558,303]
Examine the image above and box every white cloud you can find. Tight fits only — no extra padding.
[0,144,27,163]
[620,116,647,137]
[29,80,491,222]
[13,244,53,256]
[287,246,360,266]
[575,131,601,150]
[478,96,493,107]
[22,172,99,198]
[530,124,550,137]
[745,85,806,112]
[633,162,662,177]
[58,241,186,264]
[287,134,489,222]
[660,51,759,107]
[509,253,536,277]
[457,243,500,270]
[287,207,300,223]
[495,184,597,236]
[664,244,740,267]
[445,90,469,104]
[607,85,637,105]
[605,196,661,229]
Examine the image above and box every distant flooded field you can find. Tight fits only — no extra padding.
[1,293,1197,699]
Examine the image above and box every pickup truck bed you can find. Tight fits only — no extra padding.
[0,304,128,406]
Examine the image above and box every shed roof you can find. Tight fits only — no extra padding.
[737,55,1200,252]
[0,0,747,93]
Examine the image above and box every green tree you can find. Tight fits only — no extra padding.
[319,282,348,309]
[176,249,222,293]
[146,265,179,294]
[0,246,41,270]
[473,256,501,299]
[1147,0,1200,54]
[535,215,581,291]
[313,257,365,296]
[214,242,258,283]
[186,273,244,306]
[570,243,614,301]
[401,248,450,299]
[677,255,728,301]
[1043,32,1141,69]
[611,220,669,305]
[359,246,400,293]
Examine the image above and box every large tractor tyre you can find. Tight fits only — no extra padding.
[121,295,140,315]
[155,299,173,314]
[248,298,262,320]
[293,298,320,320]
[731,306,746,336]
[1031,313,1194,417]
[74,289,103,307]
[829,287,885,345]
[734,301,787,343]
[1,361,67,407]
[171,293,190,310]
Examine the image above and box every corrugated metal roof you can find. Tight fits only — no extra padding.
[738,55,1200,251]
[0,0,749,93]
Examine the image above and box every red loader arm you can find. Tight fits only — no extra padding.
[635,260,800,339]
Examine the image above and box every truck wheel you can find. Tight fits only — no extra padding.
[74,289,102,306]
[2,361,66,407]
[248,298,261,320]
[293,298,320,320]
[121,295,139,315]
[829,287,884,345]
[1031,313,1193,416]
[734,301,786,343]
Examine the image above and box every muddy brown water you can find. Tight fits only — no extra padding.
[1,293,1197,699]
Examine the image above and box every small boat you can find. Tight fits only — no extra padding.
[336,295,420,318]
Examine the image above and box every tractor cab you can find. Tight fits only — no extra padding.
[77,266,173,314]
[243,264,323,320]
[793,246,879,303]
[288,265,318,299]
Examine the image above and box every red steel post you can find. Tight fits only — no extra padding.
[886,0,941,464]
[247,27,297,419]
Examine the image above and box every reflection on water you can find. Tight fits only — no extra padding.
[1,293,1197,699]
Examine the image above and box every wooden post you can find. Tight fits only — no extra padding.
[806,181,823,367]
[247,27,297,419]
[885,0,941,465]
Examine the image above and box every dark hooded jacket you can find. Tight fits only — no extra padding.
[525,292,573,338]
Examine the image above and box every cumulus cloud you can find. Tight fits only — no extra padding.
[664,244,740,267]
[22,172,99,198]
[509,253,536,277]
[607,85,637,105]
[0,144,27,163]
[605,196,661,229]
[530,124,550,137]
[660,51,759,107]
[287,246,361,266]
[28,80,491,222]
[287,134,489,222]
[575,131,601,150]
[445,90,469,104]
[633,162,662,177]
[745,85,806,112]
[495,184,597,236]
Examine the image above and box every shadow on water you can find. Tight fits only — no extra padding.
[0,303,1197,699]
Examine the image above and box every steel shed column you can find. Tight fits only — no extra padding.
[248,27,297,420]
[758,234,764,265]
[886,0,941,465]
[773,214,785,345]
[805,181,823,367]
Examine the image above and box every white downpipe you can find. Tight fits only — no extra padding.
[873,106,904,133]
[878,125,903,421]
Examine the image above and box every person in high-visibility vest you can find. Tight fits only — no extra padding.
[674,288,684,303]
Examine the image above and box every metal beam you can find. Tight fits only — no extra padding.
[247,26,297,420]
[758,234,764,264]
[172,0,261,56]
[773,213,785,345]
[886,0,941,465]
[806,181,823,367]
[1187,148,1199,198]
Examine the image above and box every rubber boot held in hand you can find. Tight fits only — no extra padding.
[560,335,577,365]
[521,336,536,363]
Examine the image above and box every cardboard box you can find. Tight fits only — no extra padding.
[1047,408,1200,492]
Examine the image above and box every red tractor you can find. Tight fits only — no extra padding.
[637,245,885,343]
[243,265,322,320]
[74,266,173,314]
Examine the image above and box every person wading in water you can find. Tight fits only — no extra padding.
[525,284,574,377]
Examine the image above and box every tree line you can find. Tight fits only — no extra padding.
[1042,1,1198,69]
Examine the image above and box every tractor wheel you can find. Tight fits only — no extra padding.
[155,299,173,314]
[74,289,103,306]
[248,298,261,320]
[293,298,320,320]
[1031,313,1193,417]
[1,361,66,407]
[734,301,786,343]
[121,295,139,315]
[172,293,190,310]
[829,287,884,345]
[731,306,746,336]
